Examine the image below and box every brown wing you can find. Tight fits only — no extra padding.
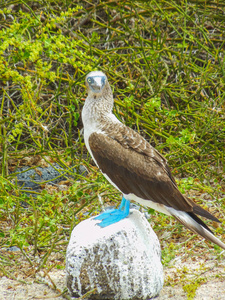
[106,123,178,187]
[89,131,192,212]
[89,130,219,222]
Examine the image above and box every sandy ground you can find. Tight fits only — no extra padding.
[1,257,224,300]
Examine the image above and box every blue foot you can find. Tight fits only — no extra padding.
[95,197,130,227]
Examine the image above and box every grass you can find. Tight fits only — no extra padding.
[0,0,225,298]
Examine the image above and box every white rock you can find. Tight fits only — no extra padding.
[66,209,164,299]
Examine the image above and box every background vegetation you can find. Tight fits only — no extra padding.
[0,0,225,298]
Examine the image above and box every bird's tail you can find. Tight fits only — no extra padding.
[167,207,225,250]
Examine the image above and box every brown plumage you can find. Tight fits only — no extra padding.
[82,70,225,250]
[89,131,218,221]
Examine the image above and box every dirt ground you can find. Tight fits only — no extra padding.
[1,256,224,300]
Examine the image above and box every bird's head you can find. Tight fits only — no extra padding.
[85,71,107,95]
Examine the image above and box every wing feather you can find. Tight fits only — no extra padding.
[89,131,191,212]
[89,130,220,223]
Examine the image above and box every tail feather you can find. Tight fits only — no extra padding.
[192,204,221,223]
[167,207,225,250]
[187,212,213,234]
[187,197,221,223]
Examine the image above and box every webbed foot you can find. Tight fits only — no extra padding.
[94,197,130,227]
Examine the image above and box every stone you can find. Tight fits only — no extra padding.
[66,209,164,300]
[15,164,88,196]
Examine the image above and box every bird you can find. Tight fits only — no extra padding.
[82,70,225,250]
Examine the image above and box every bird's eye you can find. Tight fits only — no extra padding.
[87,78,92,83]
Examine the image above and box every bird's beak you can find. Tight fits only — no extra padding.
[90,76,105,93]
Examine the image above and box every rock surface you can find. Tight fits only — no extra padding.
[66,209,164,299]
[15,164,87,195]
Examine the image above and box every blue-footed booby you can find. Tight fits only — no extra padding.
[82,70,225,250]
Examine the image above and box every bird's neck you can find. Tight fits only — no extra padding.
[82,86,116,130]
